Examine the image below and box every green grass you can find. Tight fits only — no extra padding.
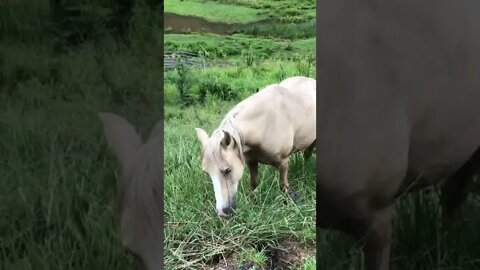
[233,19,316,39]
[165,0,315,24]
[164,61,316,105]
[164,33,316,60]
[165,0,267,24]
[163,59,317,269]
[194,0,315,23]
[163,107,316,269]
[315,193,480,270]
[237,247,269,267]
[163,7,317,266]
[1,1,162,269]
[301,256,316,270]
[5,0,480,269]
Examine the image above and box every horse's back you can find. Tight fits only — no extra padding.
[233,77,316,156]
[234,76,315,117]
[280,76,316,92]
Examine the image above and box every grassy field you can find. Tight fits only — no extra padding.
[164,0,315,23]
[165,0,267,23]
[164,34,316,60]
[316,192,480,270]
[164,0,317,269]
[1,0,162,269]
[4,0,480,269]
[165,1,480,269]
[164,66,317,270]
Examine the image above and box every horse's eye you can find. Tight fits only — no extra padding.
[224,168,231,175]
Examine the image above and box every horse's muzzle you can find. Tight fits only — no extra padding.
[217,196,237,219]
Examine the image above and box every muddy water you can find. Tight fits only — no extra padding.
[165,12,274,34]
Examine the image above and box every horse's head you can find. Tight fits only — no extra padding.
[195,127,244,219]
[99,112,163,270]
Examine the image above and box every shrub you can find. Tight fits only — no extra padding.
[199,74,238,102]
[174,57,195,107]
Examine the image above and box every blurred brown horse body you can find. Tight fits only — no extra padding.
[318,1,480,270]
[100,113,162,270]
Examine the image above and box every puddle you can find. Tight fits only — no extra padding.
[165,12,275,35]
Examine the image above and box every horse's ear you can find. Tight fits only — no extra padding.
[195,128,209,148]
[99,112,142,170]
[146,120,163,144]
[221,130,234,149]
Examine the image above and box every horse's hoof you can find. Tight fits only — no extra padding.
[288,190,301,202]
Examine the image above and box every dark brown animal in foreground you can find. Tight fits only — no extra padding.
[99,112,163,270]
[317,1,480,270]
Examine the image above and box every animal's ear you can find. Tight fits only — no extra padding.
[220,130,235,149]
[195,128,209,148]
[146,120,163,144]
[99,112,143,169]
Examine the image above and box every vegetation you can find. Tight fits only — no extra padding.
[165,0,315,23]
[316,192,480,270]
[164,34,316,60]
[1,0,162,269]
[165,0,266,23]
[164,62,316,270]
[164,0,316,269]
[209,0,316,23]
[4,0,479,269]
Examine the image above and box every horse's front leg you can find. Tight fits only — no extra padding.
[247,160,259,190]
[277,158,290,192]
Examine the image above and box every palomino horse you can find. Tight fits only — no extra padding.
[195,76,316,218]
[99,113,163,270]
[318,1,480,270]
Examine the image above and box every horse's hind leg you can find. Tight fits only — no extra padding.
[277,158,302,202]
[247,160,259,190]
[336,205,395,270]
[441,147,480,220]
[304,140,316,160]
[363,206,395,270]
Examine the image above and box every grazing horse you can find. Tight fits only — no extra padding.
[318,1,480,270]
[99,113,163,270]
[195,76,316,218]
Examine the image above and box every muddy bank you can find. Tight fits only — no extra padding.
[165,13,275,35]
[201,238,315,270]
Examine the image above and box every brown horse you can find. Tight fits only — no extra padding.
[195,76,316,218]
[99,113,163,270]
[318,1,480,270]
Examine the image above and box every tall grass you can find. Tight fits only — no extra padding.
[163,105,316,269]
[1,0,162,268]
[164,61,317,269]
[316,191,480,270]
[210,0,316,23]
[164,34,316,63]
[233,19,316,40]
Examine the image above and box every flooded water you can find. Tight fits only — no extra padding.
[165,12,273,35]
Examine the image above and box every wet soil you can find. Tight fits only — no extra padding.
[201,238,315,270]
[165,12,275,35]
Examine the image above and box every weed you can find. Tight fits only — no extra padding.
[174,56,195,107]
